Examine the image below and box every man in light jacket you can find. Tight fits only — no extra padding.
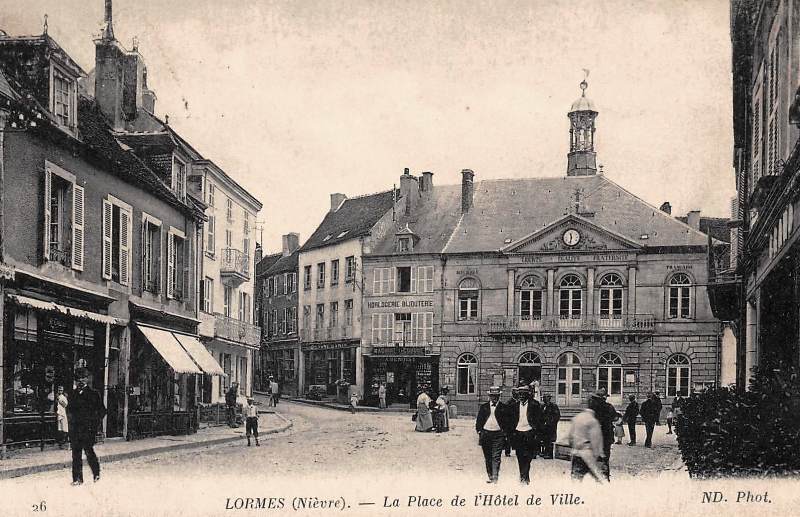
[567,392,607,484]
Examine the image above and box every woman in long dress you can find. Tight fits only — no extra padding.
[55,386,69,447]
[415,388,434,432]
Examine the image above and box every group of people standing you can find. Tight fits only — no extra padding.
[414,385,451,433]
[474,384,561,484]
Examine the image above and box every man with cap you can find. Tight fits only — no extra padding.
[475,386,507,483]
[67,367,106,485]
[640,392,659,448]
[623,394,639,445]
[505,383,543,484]
[540,393,561,459]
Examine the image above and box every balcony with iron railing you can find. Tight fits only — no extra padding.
[220,248,250,286]
[486,314,655,334]
[214,313,261,347]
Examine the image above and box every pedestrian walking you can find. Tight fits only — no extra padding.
[475,386,507,483]
[225,382,239,427]
[592,388,615,480]
[504,387,518,457]
[540,393,560,459]
[567,399,606,484]
[269,376,280,407]
[640,392,659,448]
[54,385,69,448]
[653,391,663,424]
[350,390,359,414]
[67,368,106,485]
[414,387,434,432]
[623,394,639,446]
[244,398,260,446]
[378,383,387,409]
[505,384,542,485]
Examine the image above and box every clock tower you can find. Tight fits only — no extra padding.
[567,77,598,177]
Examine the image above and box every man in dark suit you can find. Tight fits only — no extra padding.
[475,386,507,483]
[640,392,659,448]
[67,368,106,485]
[505,384,542,484]
[594,389,617,481]
[623,394,639,445]
[540,393,561,459]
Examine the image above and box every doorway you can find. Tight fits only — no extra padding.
[557,352,582,406]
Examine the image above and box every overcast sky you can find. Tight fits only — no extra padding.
[1,0,735,252]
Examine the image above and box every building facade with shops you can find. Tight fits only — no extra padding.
[190,160,262,403]
[256,234,300,397]
[297,191,396,399]
[0,7,228,447]
[362,82,727,415]
[724,0,800,388]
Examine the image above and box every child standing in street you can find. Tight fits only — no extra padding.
[244,398,260,446]
[350,391,359,414]
[613,413,625,445]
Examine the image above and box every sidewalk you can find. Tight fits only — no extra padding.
[0,410,292,480]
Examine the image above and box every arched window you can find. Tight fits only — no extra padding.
[559,274,583,319]
[458,278,479,321]
[599,273,624,325]
[597,351,623,402]
[668,273,692,319]
[456,353,477,395]
[519,276,544,320]
[517,351,542,388]
[666,354,691,397]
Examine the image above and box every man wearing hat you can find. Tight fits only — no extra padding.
[67,367,106,485]
[540,393,561,459]
[505,383,543,484]
[591,387,616,480]
[475,386,507,483]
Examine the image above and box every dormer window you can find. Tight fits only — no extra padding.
[397,236,412,253]
[50,63,77,131]
[172,156,187,200]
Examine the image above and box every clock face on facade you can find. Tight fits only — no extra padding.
[562,229,581,247]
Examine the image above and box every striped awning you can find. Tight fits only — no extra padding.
[8,294,125,326]
[173,333,226,376]
[136,324,202,374]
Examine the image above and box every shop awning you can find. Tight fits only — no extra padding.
[136,324,202,374]
[173,333,226,376]
[8,294,126,326]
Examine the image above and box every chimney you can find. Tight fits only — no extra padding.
[254,243,263,265]
[659,202,672,215]
[282,233,300,257]
[420,171,433,192]
[141,67,156,114]
[399,168,419,215]
[330,193,346,212]
[461,169,475,213]
[687,210,701,230]
[94,0,147,129]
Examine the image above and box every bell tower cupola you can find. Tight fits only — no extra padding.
[567,73,598,176]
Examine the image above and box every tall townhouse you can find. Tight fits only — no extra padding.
[722,0,800,388]
[297,192,396,399]
[0,7,226,449]
[253,250,281,393]
[257,233,301,397]
[362,81,729,415]
[190,161,263,402]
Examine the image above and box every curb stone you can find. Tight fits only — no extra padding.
[0,417,293,480]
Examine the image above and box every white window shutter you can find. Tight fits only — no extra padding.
[411,266,416,293]
[119,209,131,286]
[373,269,381,295]
[71,184,85,270]
[140,219,147,290]
[411,313,419,344]
[167,232,175,299]
[43,168,52,261]
[102,199,112,279]
[390,267,396,294]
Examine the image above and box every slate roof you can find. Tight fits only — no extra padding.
[676,216,731,243]
[370,184,463,255]
[443,175,712,253]
[264,249,300,276]
[300,190,396,252]
[255,252,282,278]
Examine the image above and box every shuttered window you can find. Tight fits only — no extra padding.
[43,162,82,270]
[103,196,132,286]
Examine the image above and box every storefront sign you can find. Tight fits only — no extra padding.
[456,269,478,276]
[366,298,434,309]
[372,346,427,357]
[666,264,693,271]
[304,342,353,351]
[518,252,633,264]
